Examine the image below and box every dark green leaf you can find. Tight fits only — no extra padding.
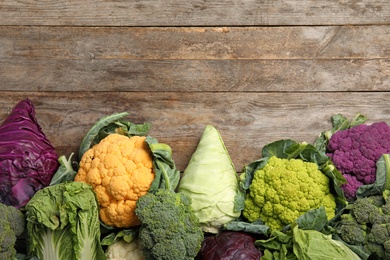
[330,114,350,130]
[314,113,367,153]
[298,144,329,165]
[78,112,129,160]
[101,229,138,246]
[233,188,246,212]
[356,154,390,198]
[99,120,151,138]
[224,219,269,235]
[294,207,328,231]
[146,136,180,192]
[255,229,293,251]
[240,157,268,191]
[262,139,305,159]
[349,114,368,127]
[78,112,151,161]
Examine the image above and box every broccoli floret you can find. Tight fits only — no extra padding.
[368,224,390,245]
[383,240,390,254]
[351,195,386,224]
[381,190,390,215]
[338,213,367,245]
[365,241,386,259]
[0,221,17,251]
[0,202,26,258]
[336,191,390,259]
[135,189,204,260]
[0,249,15,260]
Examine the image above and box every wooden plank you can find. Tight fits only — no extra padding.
[2,26,389,60]
[0,91,389,172]
[1,58,389,92]
[0,1,389,26]
[1,26,389,92]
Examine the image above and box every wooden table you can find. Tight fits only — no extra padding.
[0,1,389,172]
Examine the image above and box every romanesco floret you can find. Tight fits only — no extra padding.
[243,156,336,231]
[135,189,204,260]
[0,202,26,259]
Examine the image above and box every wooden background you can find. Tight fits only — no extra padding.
[0,1,389,172]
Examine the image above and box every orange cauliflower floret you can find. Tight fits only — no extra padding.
[75,133,155,228]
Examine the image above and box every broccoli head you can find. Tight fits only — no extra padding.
[336,191,390,259]
[0,202,26,258]
[135,189,204,260]
[327,122,390,200]
[337,213,367,245]
[351,194,390,225]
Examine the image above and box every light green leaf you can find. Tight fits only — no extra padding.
[292,225,361,260]
[49,153,77,185]
[25,182,106,260]
[177,125,242,233]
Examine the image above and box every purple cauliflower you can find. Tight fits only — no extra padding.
[0,99,59,208]
[327,122,390,200]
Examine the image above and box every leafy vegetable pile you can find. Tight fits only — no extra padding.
[2,99,390,260]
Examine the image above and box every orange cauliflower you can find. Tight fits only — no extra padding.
[74,133,155,228]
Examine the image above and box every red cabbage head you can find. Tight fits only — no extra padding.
[0,99,59,208]
[196,231,262,260]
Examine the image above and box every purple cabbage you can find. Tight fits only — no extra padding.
[0,99,59,208]
[196,231,262,260]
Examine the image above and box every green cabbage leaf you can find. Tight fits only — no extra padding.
[25,182,106,260]
[177,125,244,233]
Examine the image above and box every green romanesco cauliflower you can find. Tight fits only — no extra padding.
[243,156,336,230]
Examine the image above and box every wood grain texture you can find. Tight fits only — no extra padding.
[1,26,389,92]
[0,0,389,26]
[2,58,389,92]
[2,26,390,60]
[1,1,389,175]
[1,92,389,172]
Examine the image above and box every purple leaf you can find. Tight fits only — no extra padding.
[0,99,59,208]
